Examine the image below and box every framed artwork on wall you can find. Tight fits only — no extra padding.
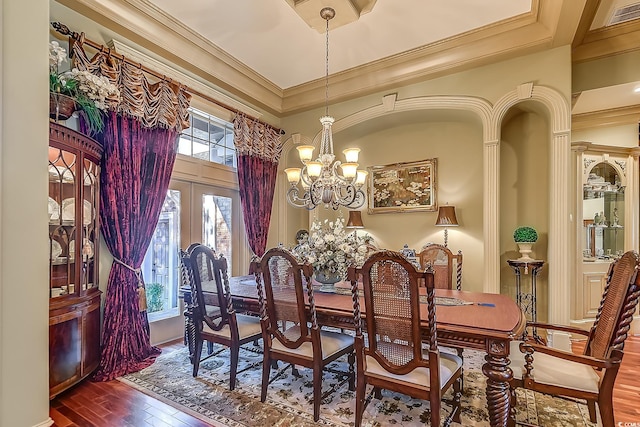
[367,158,437,214]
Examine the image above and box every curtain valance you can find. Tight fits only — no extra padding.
[233,113,283,162]
[71,34,191,132]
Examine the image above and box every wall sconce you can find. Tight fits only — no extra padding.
[435,205,458,247]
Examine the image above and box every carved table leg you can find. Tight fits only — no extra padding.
[482,338,513,427]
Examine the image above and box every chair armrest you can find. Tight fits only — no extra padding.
[525,322,590,337]
[519,342,619,369]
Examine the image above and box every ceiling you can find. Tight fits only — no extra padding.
[148,0,532,89]
[57,0,640,118]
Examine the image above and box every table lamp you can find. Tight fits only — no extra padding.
[346,210,364,228]
[435,205,458,247]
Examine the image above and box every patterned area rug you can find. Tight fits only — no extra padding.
[120,344,597,427]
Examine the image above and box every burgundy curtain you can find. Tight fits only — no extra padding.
[92,112,179,381]
[233,114,283,257]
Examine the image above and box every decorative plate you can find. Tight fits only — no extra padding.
[48,197,60,221]
[69,238,94,259]
[50,238,62,260]
[61,198,94,225]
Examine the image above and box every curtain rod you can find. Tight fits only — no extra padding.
[51,22,284,134]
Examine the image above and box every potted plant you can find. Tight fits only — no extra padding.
[49,41,120,136]
[145,282,165,313]
[513,226,538,261]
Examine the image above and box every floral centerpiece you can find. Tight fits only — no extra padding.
[292,217,374,285]
[49,41,120,135]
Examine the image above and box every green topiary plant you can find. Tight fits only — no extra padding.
[513,226,538,243]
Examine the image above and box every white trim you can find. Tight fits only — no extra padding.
[491,83,571,324]
[32,418,54,427]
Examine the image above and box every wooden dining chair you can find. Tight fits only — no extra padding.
[252,247,355,422]
[188,244,263,390]
[509,250,640,427]
[180,243,202,356]
[417,243,463,290]
[417,243,466,386]
[348,250,462,427]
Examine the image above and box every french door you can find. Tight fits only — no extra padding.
[143,179,248,342]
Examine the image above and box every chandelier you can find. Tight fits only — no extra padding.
[285,7,368,210]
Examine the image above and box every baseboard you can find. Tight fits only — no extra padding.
[33,417,53,427]
[547,331,572,351]
[632,314,640,336]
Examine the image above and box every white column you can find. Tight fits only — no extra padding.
[548,131,572,325]
[571,144,587,323]
[1,0,52,426]
[484,139,501,293]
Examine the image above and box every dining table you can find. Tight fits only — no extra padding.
[183,275,527,427]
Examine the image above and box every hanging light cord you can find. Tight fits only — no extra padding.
[325,13,330,117]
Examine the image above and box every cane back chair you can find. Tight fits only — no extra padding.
[348,250,462,427]
[252,247,355,422]
[188,244,262,390]
[509,250,640,427]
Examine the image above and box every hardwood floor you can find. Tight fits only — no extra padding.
[51,336,640,426]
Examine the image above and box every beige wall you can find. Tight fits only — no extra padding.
[1,1,52,426]
[275,47,571,298]
[572,123,638,148]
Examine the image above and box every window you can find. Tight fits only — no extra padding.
[178,108,236,168]
[142,190,181,321]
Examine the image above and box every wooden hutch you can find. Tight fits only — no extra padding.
[48,122,102,398]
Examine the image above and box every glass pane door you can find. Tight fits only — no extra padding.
[142,189,181,320]
[202,194,232,266]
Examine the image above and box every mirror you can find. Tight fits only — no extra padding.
[583,162,624,260]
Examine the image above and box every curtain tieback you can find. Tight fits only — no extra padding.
[113,257,148,312]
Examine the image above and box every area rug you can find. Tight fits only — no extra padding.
[120,344,598,427]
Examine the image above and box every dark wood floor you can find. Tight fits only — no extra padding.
[51,336,640,426]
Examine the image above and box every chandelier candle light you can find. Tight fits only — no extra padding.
[285,7,368,210]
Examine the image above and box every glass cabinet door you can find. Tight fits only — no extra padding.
[582,162,624,259]
[48,136,100,298]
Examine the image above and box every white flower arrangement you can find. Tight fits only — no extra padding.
[293,217,374,280]
[49,41,120,135]
[67,68,119,111]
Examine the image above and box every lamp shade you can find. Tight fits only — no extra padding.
[346,210,364,228]
[435,205,459,226]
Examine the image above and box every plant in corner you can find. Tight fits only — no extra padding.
[145,282,165,313]
[49,41,120,136]
[513,226,538,261]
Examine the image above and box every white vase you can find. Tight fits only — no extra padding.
[517,242,534,261]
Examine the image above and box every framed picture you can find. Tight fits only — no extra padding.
[367,158,437,214]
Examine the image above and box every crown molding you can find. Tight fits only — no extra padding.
[56,0,284,114]
[571,104,640,130]
[572,19,640,63]
[58,0,585,117]
[282,0,572,114]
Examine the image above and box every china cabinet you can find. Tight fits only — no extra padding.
[571,142,640,334]
[48,122,102,398]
